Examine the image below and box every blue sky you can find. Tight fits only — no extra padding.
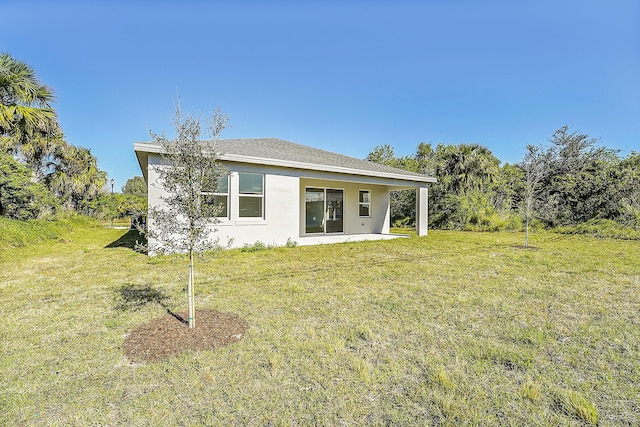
[3,0,639,190]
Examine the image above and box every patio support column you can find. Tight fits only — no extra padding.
[416,186,428,236]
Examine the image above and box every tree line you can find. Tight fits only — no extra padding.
[0,53,144,221]
[367,127,640,234]
[3,53,638,236]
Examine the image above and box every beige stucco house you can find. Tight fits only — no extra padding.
[134,138,436,249]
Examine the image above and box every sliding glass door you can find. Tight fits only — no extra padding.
[325,189,343,233]
[305,188,325,233]
[305,188,343,234]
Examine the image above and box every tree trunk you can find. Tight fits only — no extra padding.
[525,218,530,248]
[187,250,195,329]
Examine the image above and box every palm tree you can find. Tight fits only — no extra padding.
[436,144,500,194]
[46,144,107,211]
[0,53,60,163]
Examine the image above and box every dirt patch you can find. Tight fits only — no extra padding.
[123,310,248,363]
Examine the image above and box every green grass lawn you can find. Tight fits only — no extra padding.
[1,227,639,425]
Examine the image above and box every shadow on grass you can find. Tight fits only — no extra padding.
[106,229,146,251]
[115,284,187,325]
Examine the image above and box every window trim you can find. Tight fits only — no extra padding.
[238,172,264,219]
[358,189,371,218]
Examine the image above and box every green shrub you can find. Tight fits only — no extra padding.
[392,217,413,228]
[240,239,298,251]
[555,219,640,240]
[240,241,269,252]
[465,211,522,232]
[285,238,298,248]
[0,153,59,220]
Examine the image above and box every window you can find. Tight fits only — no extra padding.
[239,172,263,218]
[202,175,229,218]
[359,190,371,217]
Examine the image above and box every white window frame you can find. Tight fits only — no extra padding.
[238,172,264,219]
[358,189,371,217]
[201,175,229,219]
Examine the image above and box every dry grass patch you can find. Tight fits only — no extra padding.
[1,227,639,425]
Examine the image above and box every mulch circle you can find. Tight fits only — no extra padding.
[123,309,248,363]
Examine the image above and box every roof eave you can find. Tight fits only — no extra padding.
[219,153,437,183]
[133,142,437,184]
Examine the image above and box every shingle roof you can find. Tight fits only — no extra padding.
[134,138,436,184]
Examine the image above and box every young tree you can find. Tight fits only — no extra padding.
[145,102,228,329]
[519,145,546,247]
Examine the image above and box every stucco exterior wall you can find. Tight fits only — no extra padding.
[146,153,427,250]
[148,155,301,249]
[146,155,167,253]
[299,178,390,236]
[215,164,300,248]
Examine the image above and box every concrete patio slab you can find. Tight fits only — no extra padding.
[297,233,406,246]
